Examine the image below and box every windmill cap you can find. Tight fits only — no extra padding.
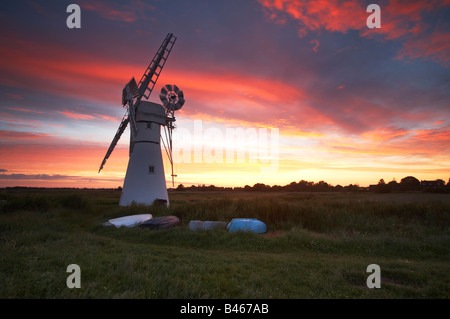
[136,101,167,125]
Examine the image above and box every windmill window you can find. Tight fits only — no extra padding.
[148,166,155,174]
[147,123,152,129]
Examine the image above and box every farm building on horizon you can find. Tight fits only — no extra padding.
[420,179,445,191]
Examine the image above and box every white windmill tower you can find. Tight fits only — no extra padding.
[98,33,185,207]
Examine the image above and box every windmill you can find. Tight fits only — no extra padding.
[98,33,184,207]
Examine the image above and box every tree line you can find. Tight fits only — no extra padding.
[174,176,450,193]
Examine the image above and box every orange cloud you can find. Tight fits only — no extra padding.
[322,127,450,158]
[0,142,128,176]
[6,107,44,114]
[0,130,54,140]
[0,112,43,129]
[58,111,95,120]
[362,127,411,142]
[93,114,121,122]
[56,110,120,122]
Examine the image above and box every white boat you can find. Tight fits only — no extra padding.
[104,214,153,228]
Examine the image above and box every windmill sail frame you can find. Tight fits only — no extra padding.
[98,33,177,173]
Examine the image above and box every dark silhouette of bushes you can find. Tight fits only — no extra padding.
[1,192,91,213]
[172,175,449,193]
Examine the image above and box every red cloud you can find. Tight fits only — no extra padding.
[57,111,95,120]
[57,111,121,122]
[6,107,44,114]
[258,0,450,66]
[310,39,319,52]
[0,23,445,143]
[258,0,366,37]
[396,31,450,66]
[80,0,156,23]
[0,38,141,104]
[0,130,53,140]
[81,1,138,22]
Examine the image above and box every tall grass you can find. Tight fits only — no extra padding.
[169,195,449,236]
[2,190,448,236]
[1,192,92,213]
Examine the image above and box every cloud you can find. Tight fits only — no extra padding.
[0,169,7,172]
[81,0,155,23]
[0,130,54,140]
[0,173,76,180]
[310,39,319,52]
[0,26,447,144]
[258,0,450,66]
[321,126,450,158]
[396,31,450,67]
[258,0,366,36]
[0,173,122,184]
[7,107,44,114]
[361,126,411,142]
[57,111,95,120]
[57,111,121,122]
[0,37,141,105]
[4,93,23,100]
[81,1,138,22]
[93,114,121,122]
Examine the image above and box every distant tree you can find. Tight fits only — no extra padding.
[272,185,282,192]
[314,180,330,192]
[285,181,298,191]
[344,184,359,192]
[299,180,314,191]
[388,179,398,192]
[176,184,185,191]
[399,176,421,191]
[253,183,270,192]
[117,186,122,191]
[375,178,391,193]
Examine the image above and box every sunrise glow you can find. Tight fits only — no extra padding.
[0,1,449,189]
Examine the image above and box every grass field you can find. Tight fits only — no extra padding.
[0,188,449,298]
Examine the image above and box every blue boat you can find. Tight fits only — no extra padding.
[227,218,267,234]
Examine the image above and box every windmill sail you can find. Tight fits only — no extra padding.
[98,33,177,173]
[98,114,129,173]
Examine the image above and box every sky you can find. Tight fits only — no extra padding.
[0,0,449,189]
